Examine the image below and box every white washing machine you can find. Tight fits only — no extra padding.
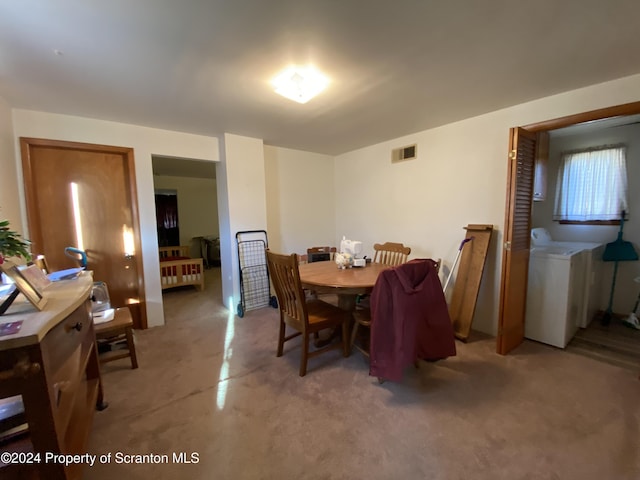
[531,228,604,328]
[525,245,588,348]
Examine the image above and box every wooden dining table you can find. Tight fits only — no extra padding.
[298,260,390,312]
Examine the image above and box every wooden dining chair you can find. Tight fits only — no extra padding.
[356,242,411,316]
[304,246,337,301]
[373,242,411,266]
[297,253,319,306]
[307,246,336,263]
[351,252,439,361]
[266,249,350,376]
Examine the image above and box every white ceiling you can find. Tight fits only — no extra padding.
[2,1,640,156]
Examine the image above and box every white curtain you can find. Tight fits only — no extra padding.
[553,146,628,221]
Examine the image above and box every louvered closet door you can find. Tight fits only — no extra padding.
[497,127,536,355]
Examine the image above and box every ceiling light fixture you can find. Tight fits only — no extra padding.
[272,65,329,104]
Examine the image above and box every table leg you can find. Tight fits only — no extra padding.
[338,294,357,312]
[313,294,356,351]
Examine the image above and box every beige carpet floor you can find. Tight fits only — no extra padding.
[87,268,640,480]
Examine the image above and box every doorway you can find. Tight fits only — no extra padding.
[20,137,147,329]
[151,155,221,301]
[497,101,640,354]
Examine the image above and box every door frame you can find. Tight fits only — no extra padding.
[522,101,640,132]
[20,137,148,329]
[497,100,640,354]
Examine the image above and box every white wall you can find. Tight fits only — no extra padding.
[532,123,640,314]
[0,98,22,233]
[335,73,640,335]
[10,109,219,327]
[153,175,219,258]
[217,133,268,311]
[264,145,335,255]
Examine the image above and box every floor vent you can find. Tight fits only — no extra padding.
[391,144,417,163]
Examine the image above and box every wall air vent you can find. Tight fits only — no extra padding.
[391,144,417,163]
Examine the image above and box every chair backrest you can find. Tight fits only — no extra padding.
[373,242,411,266]
[306,246,336,263]
[266,250,309,330]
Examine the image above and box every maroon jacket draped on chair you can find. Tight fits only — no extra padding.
[369,258,456,382]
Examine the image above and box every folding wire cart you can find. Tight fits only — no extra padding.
[236,230,278,317]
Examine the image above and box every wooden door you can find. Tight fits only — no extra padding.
[20,138,147,329]
[496,127,536,354]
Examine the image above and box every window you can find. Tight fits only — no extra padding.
[553,145,628,222]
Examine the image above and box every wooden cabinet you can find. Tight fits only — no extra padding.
[0,274,104,480]
[533,131,550,201]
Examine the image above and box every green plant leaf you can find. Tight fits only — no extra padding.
[0,219,31,262]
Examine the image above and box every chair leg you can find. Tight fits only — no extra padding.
[125,326,139,369]
[299,333,309,377]
[277,319,285,357]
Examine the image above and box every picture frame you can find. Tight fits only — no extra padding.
[17,264,52,294]
[0,262,48,311]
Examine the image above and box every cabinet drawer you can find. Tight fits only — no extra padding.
[41,299,92,373]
